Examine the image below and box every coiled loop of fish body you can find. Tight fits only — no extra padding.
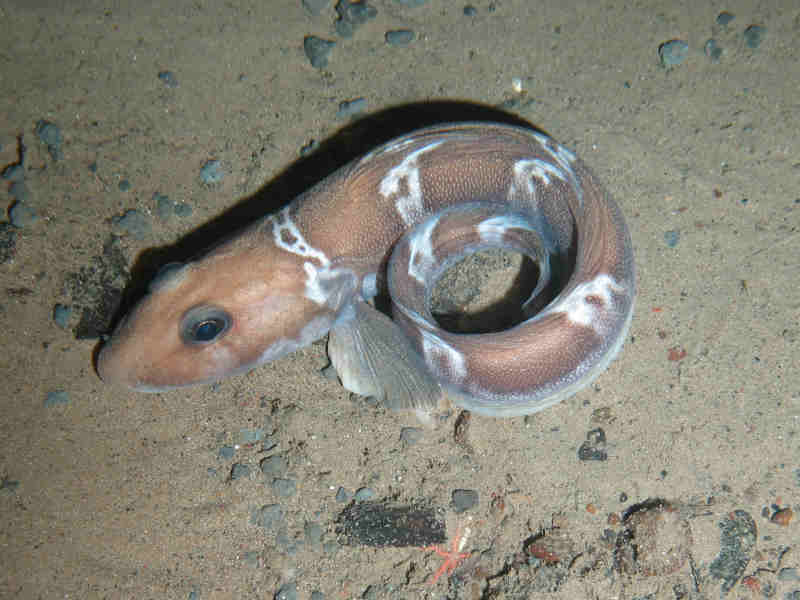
[325,123,635,416]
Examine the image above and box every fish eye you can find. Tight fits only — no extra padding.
[180,306,232,345]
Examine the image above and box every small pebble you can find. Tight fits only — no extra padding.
[240,550,260,567]
[0,477,20,493]
[154,193,174,220]
[743,25,766,49]
[335,0,377,38]
[230,463,250,480]
[238,428,266,444]
[778,567,800,582]
[260,455,288,478]
[200,160,225,184]
[659,40,689,67]
[354,487,375,502]
[44,390,70,407]
[111,209,151,240]
[53,304,72,329]
[709,510,757,594]
[663,230,680,247]
[385,29,415,46]
[578,427,608,461]
[276,529,299,555]
[272,478,296,497]
[274,582,297,600]
[716,11,735,26]
[302,0,329,16]
[399,427,423,445]
[770,507,793,527]
[454,410,472,445]
[526,527,578,566]
[335,486,351,503]
[218,445,235,460]
[154,192,192,219]
[174,202,192,217]
[336,97,367,120]
[250,504,284,530]
[704,39,722,61]
[299,139,318,157]
[35,120,63,160]
[304,521,324,548]
[303,36,336,69]
[158,70,179,87]
[261,436,278,453]
[452,488,479,512]
[9,201,38,228]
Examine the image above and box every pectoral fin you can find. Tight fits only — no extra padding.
[327,301,442,412]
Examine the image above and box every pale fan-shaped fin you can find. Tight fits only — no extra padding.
[327,301,442,411]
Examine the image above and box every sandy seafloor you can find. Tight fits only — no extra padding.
[1,1,799,598]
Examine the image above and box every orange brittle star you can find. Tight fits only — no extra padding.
[422,524,472,585]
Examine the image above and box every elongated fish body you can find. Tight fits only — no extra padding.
[97,122,635,417]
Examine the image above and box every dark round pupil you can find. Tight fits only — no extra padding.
[193,319,223,342]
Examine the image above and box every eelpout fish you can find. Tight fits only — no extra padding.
[97,122,635,417]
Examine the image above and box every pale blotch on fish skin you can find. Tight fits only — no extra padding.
[420,329,467,383]
[534,135,583,208]
[476,214,535,245]
[406,213,439,285]
[302,261,359,310]
[271,206,357,309]
[550,273,627,335]
[513,158,567,192]
[272,206,331,268]
[379,140,444,226]
[360,272,378,300]
[532,132,577,169]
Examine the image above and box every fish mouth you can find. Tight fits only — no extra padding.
[95,338,158,392]
[96,347,171,393]
[95,340,135,389]
[96,340,232,393]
